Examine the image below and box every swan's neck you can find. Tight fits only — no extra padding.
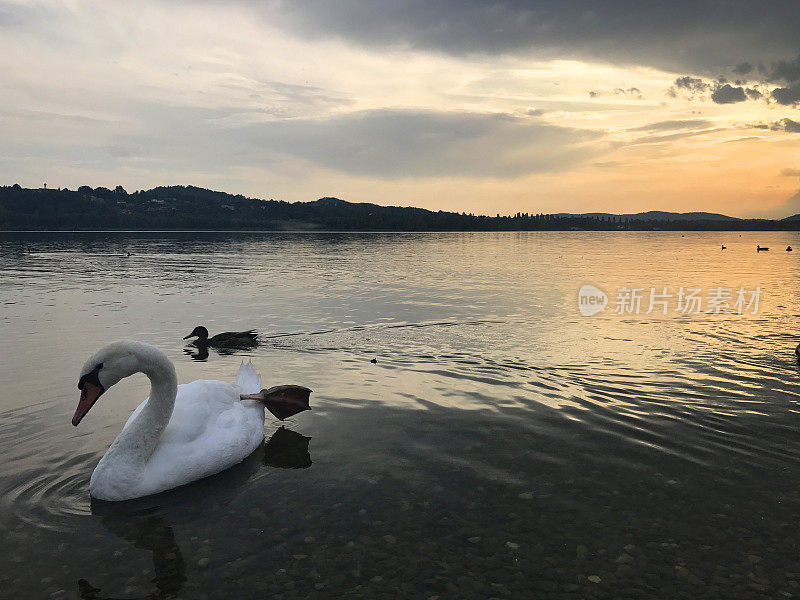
[107,346,178,465]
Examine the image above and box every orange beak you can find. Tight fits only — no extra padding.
[73,381,104,426]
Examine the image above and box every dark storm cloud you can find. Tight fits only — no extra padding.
[765,54,800,83]
[631,119,713,132]
[671,74,770,105]
[674,77,710,94]
[257,0,800,73]
[673,76,764,105]
[761,54,800,105]
[772,84,800,106]
[711,84,747,104]
[733,62,753,75]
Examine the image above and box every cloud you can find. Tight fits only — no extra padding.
[631,119,713,131]
[781,118,800,132]
[711,84,746,104]
[772,84,800,106]
[780,168,800,177]
[0,0,796,216]
[261,1,800,74]
[764,54,800,82]
[244,109,606,178]
[772,190,800,218]
[614,87,642,97]
[0,105,610,183]
[628,128,724,146]
[674,76,710,94]
[746,118,800,132]
[733,62,753,75]
[670,73,776,105]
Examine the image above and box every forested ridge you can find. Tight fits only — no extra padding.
[1,184,797,231]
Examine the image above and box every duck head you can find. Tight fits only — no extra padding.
[73,342,140,426]
[183,326,209,342]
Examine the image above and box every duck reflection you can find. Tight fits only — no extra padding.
[182,345,209,361]
[182,344,256,362]
[182,326,259,362]
[263,427,312,469]
[77,426,312,598]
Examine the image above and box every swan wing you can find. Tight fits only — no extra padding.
[121,362,261,433]
[131,380,265,497]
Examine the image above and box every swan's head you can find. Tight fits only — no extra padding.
[183,326,208,341]
[73,341,142,426]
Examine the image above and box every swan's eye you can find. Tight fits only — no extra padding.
[78,363,104,390]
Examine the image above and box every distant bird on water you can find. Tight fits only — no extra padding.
[757,245,769,252]
[721,244,726,250]
[787,246,793,252]
[183,326,258,348]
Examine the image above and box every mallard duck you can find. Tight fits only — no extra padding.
[183,326,258,348]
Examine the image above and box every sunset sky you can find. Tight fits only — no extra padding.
[1,1,799,217]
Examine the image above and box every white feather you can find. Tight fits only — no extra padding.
[83,342,267,501]
[235,360,262,395]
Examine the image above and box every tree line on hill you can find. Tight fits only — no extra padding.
[0,184,797,231]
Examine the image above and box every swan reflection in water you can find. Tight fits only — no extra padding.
[78,427,312,599]
[263,427,312,469]
[78,514,185,600]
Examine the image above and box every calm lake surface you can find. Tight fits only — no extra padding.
[2,230,800,599]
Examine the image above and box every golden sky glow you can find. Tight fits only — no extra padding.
[0,0,798,217]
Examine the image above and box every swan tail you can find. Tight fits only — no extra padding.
[235,361,262,395]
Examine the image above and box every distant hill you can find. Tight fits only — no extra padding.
[555,211,740,222]
[0,184,796,231]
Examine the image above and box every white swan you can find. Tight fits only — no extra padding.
[72,340,311,501]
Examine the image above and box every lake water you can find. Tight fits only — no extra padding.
[2,230,800,599]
